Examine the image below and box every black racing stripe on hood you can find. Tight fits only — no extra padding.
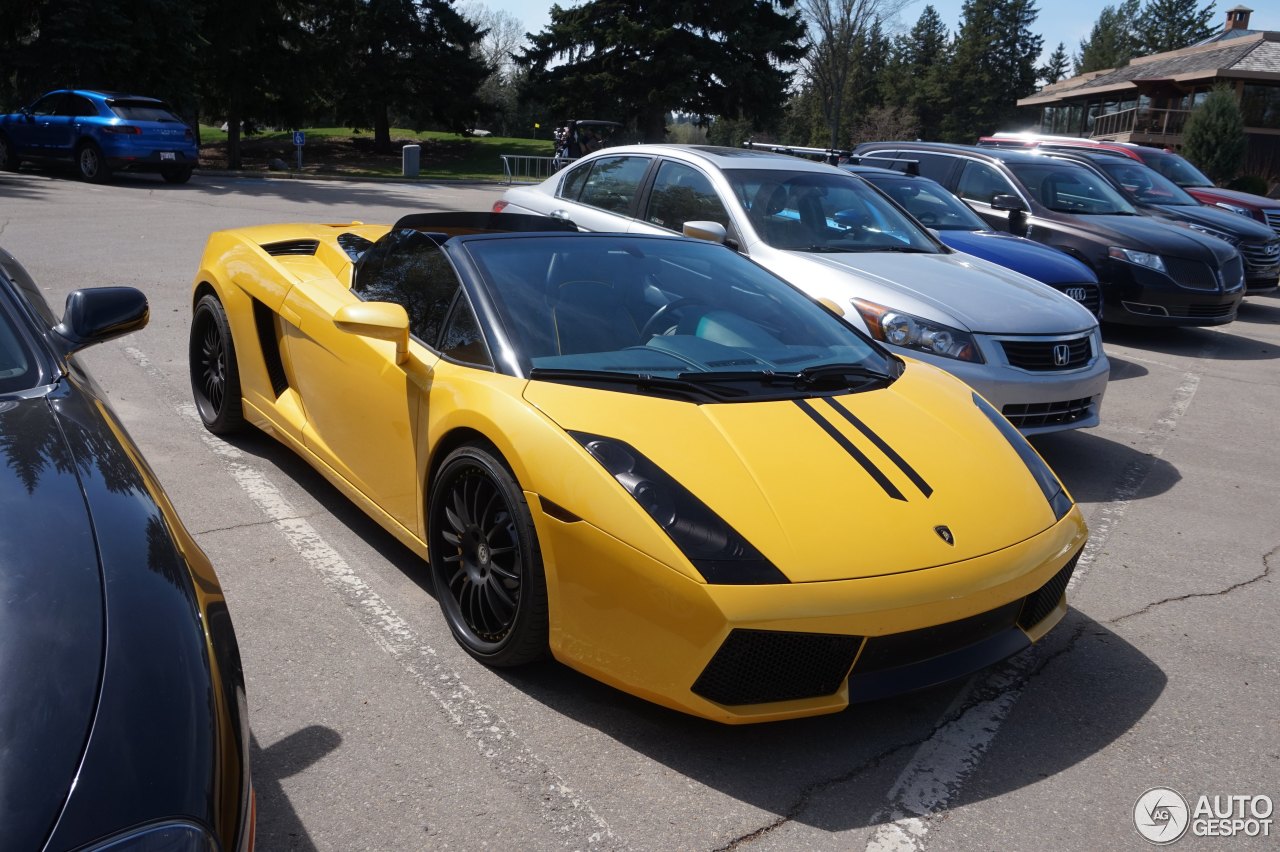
[793,398,906,501]
[824,398,933,498]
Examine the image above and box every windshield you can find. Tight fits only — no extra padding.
[1008,162,1137,215]
[722,169,940,254]
[464,235,895,399]
[0,299,39,395]
[1094,160,1199,206]
[1136,149,1213,188]
[861,174,991,231]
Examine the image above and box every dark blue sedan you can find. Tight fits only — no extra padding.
[847,165,1102,317]
[0,89,198,183]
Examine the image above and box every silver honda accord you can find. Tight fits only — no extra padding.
[497,145,1108,434]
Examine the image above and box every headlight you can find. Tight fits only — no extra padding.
[85,821,216,851]
[571,432,788,584]
[1214,202,1251,217]
[972,393,1073,521]
[1108,246,1167,273]
[1183,222,1239,246]
[852,299,982,362]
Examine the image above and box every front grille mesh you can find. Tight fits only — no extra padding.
[855,599,1024,674]
[1000,337,1092,371]
[1018,551,1081,629]
[1001,397,1093,428]
[691,630,862,706]
[1164,256,1217,290]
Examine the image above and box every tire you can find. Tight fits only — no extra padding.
[189,294,246,434]
[0,133,18,171]
[162,167,193,184]
[76,141,111,183]
[428,443,548,667]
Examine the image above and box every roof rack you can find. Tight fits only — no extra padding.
[741,139,851,165]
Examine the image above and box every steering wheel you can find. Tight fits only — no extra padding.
[916,211,939,226]
[641,298,707,338]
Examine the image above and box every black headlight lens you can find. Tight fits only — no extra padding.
[973,393,1073,521]
[572,432,789,584]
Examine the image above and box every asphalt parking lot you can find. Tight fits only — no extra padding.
[2,169,1276,851]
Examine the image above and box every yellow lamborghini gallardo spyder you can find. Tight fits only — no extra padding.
[189,212,1087,724]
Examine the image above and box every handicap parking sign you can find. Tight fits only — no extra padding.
[293,131,305,146]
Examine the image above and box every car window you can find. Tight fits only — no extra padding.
[871,176,990,231]
[1098,161,1198,206]
[0,299,39,394]
[578,156,651,215]
[439,297,493,368]
[1008,163,1136,214]
[1136,149,1214,188]
[106,100,183,122]
[58,95,97,117]
[956,161,1017,205]
[644,161,730,233]
[724,168,939,253]
[352,229,463,348]
[557,161,591,201]
[28,94,65,116]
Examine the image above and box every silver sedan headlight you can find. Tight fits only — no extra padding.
[852,299,983,363]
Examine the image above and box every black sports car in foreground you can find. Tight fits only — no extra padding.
[0,248,253,851]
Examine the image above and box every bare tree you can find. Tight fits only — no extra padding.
[798,0,905,151]
[460,3,526,78]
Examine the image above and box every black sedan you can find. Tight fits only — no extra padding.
[0,248,253,851]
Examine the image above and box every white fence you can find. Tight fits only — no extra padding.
[499,154,569,184]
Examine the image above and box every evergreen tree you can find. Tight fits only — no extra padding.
[1180,85,1245,185]
[942,0,1042,142]
[1134,0,1216,54]
[519,0,805,143]
[883,5,951,140]
[1074,0,1140,73]
[1038,41,1070,86]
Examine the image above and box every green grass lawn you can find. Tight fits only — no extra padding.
[196,125,556,180]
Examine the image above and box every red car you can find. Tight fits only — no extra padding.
[978,134,1280,237]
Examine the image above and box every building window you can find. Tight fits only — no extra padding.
[1240,84,1280,129]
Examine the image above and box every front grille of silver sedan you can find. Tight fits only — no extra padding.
[1000,336,1093,371]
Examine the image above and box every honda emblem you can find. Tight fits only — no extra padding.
[1053,343,1071,367]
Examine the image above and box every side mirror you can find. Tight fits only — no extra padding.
[682,221,726,244]
[53,287,149,356]
[991,194,1026,213]
[334,301,410,364]
[817,297,846,317]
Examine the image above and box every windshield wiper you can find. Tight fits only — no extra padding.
[528,368,748,401]
[679,364,896,391]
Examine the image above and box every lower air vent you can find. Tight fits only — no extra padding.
[252,299,289,397]
[1001,397,1093,429]
[691,630,862,706]
[855,599,1023,674]
[1018,551,1080,630]
[261,239,320,257]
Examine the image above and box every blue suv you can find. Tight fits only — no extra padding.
[0,89,198,184]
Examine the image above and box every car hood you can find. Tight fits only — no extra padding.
[1055,213,1239,264]
[0,397,104,851]
[1146,204,1278,241]
[936,229,1096,285]
[524,362,1063,583]
[1186,185,1279,209]
[759,248,1097,334]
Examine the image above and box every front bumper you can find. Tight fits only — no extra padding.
[1099,257,1244,326]
[903,331,1109,436]
[536,498,1087,723]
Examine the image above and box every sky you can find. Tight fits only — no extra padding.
[479,0,1163,64]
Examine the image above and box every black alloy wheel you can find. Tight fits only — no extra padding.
[429,444,548,667]
[189,294,245,434]
[77,142,111,183]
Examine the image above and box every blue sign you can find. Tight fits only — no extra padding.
[293,131,305,146]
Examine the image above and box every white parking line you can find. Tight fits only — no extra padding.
[123,343,616,848]
[862,354,1210,852]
